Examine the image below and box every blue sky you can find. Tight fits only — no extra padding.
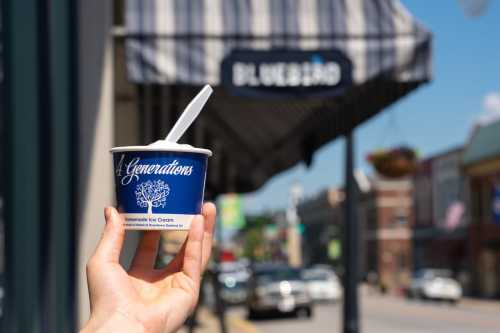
[243,0,500,213]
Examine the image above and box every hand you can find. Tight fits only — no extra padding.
[81,203,216,333]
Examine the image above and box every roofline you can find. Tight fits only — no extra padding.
[419,145,464,164]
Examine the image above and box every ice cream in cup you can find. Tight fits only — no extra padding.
[111,85,214,230]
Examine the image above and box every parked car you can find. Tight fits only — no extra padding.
[218,261,251,305]
[302,267,342,303]
[247,264,313,319]
[408,269,462,303]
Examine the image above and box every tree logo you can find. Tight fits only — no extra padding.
[135,180,170,215]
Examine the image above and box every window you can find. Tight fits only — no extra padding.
[394,214,407,226]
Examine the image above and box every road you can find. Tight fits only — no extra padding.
[227,294,500,333]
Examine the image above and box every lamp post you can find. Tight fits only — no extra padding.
[343,130,360,333]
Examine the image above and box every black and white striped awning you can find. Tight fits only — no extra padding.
[122,0,432,195]
[125,0,431,86]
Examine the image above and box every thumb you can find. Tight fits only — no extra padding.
[93,207,125,264]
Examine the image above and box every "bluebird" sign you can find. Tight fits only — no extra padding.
[221,49,352,99]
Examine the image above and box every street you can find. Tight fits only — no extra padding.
[225,294,500,333]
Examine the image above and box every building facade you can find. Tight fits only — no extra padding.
[412,147,469,283]
[463,119,500,298]
[297,174,413,293]
[297,188,345,268]
[362,177,414,293]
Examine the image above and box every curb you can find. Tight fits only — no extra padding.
[178,307,263,333]
[227,315,263,333]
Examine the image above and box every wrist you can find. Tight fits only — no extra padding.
[81,311,146,333]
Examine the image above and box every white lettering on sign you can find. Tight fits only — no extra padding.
[232,61,341,87]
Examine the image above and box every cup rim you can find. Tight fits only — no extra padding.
[110,145,212,156]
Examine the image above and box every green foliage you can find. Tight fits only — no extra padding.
[241,214,274,261]
[242,214,274,231]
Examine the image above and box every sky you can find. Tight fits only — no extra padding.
[242,0,500,214]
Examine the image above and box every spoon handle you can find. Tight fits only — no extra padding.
[165,85,213,143]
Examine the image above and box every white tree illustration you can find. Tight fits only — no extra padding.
[135,180,170,215]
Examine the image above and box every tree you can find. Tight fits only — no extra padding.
[240,214,274,262]
[135,180,170,215]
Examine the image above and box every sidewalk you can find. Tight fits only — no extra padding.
[460,297,500,314]
[178,307,261,333]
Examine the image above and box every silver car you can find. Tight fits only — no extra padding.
[408,269,462,303]
[302,267,342,303]
[247,265,313,319]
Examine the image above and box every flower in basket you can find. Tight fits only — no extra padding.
[366,146,419,178]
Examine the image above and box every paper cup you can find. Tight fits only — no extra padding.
[110,145,212,230]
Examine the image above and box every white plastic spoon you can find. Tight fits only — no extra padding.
[165,84,213,143]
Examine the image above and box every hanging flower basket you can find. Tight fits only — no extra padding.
[366,146,418,178]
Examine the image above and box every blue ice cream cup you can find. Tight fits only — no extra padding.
[110,143,212,230]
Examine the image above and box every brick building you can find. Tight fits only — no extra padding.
[362,177,414,293]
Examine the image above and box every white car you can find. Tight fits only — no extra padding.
[302,267,342,303]
[247,265,313,318]
[408,269,462,303]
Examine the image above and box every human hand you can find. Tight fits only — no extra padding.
[81,203,216,333]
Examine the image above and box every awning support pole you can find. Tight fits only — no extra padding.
[343,130,360,333]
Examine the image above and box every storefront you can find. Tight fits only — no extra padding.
[463,119,500,298]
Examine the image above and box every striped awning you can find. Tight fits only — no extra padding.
[122,0,432,195]
[125,0,431,86]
